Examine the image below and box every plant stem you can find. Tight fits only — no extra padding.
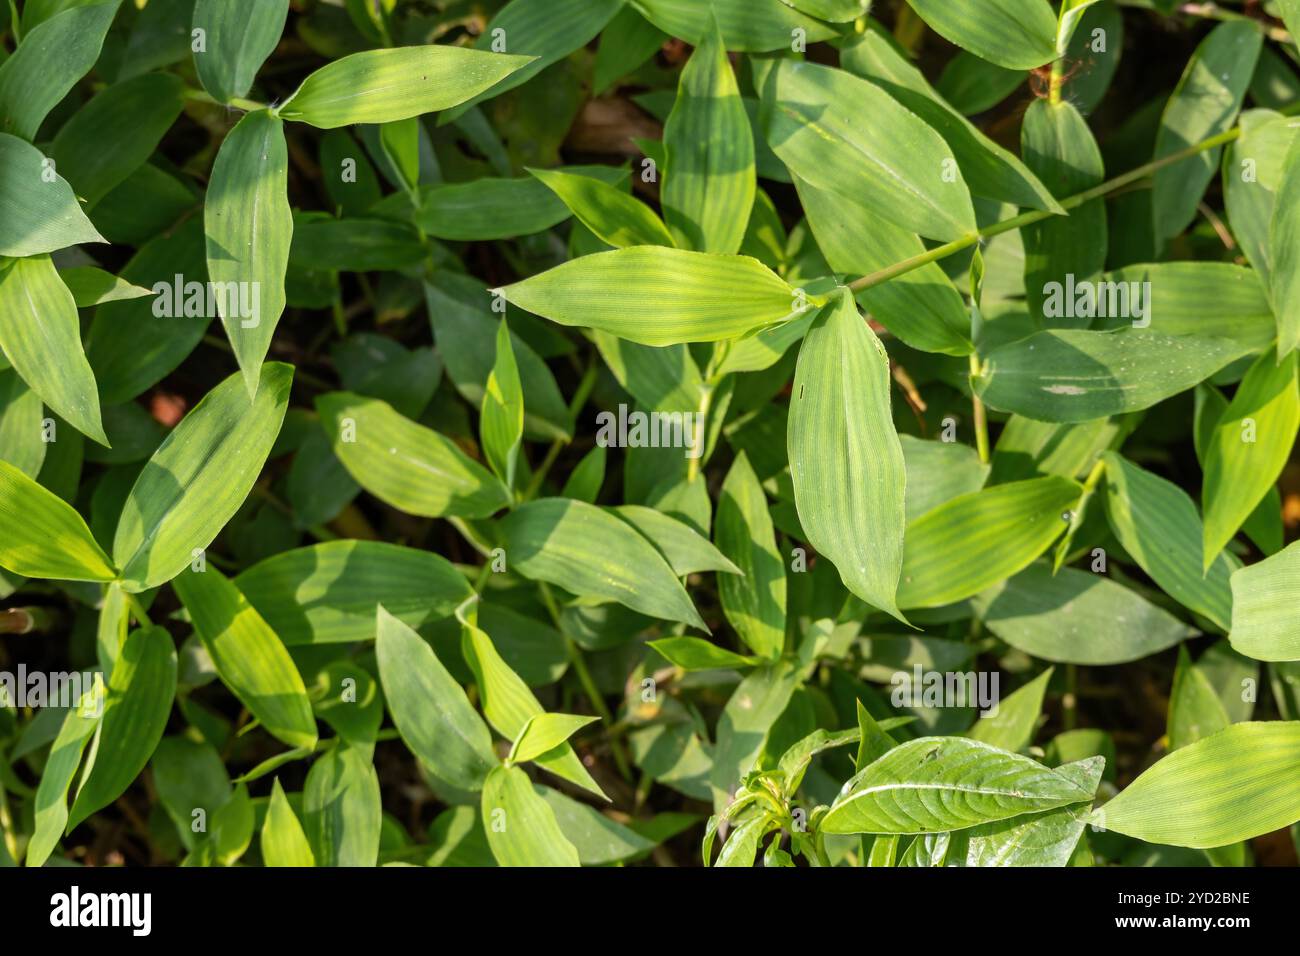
[522,356,599,501]
[123,592,152,628]
[967,352,990,464]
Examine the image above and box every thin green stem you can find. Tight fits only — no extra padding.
[123,592,152,628]
[968,352,990,464]
[522,356,599,501]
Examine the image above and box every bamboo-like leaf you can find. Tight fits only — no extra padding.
[204,109,292,396]
[0,134,104,256]
[316,391,508,519]
[968,668,1053,753]
[612,505,739,576]
[973,328,1251,423]
[113,363,292,592]
[1269,133,1300,356]
[375,606,497,791]
[58,267,152,308]
[633,0,837,51]
[903,0,1058,71]
[510,713,600,765]
[1169,645,1231,751]
[1094,722,1300,848]
[192,0,289,105]
[662,19,754,254]
[1229,541,1300,661]
[821,737,1097,835]
[480,319,523,491]
[715,454,786,658]
[172,565,318,750]
[25,680,101,867]
[790,289,907,618]
[0,459,115,582]
[500,498,705,630]
[261,778,315,867]
[529,168,675,248]
[901,436,989,521]
[898,477,1081,609]
[481,765,580,866]
[67,626,177,830]
[501,247,799,347]
[0,370,45,477]
[709,661,800,806]
[302,743,381,867]
[649,636,758,672]
[1151,21,1260,241]
[1202,349,1299,570]
[0,256,108,445]
[1224,110,1296,292]
[277,46,535,128]
[972,563,1195,665]
[761,60,977,242]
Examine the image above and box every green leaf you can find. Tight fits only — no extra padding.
[500,498,706,630]
[662,19,754,254]
[1101,452,1235,631]
[302,743,381,866]
[1202,348,1299,571]
[0,256,107,445]
[715,454,786,658]
[709,661,800,805]
[510,713,600,765]
[480,319,523,491]
[633,0,837,52]
[972,562,1195,665]
[904,0,1057,70]
[58,267,152,308]
[935,51,1025,115]
[0,0,119,140]
[204,109,292,396]
[501,247,799,347]
[192,0,289,104]
[968,668,1052,753]
[481,765,580,866]
[1151,21,1260,241]
[898,477,1081,609]
[649,636,758,671]
[561,446,606,503]
[67,626,177,830]
[113,363,292,592]
[0,459,115,582]
[375,606,497,791]
[25,680,101,867]
[277,46,535,129]
[1269,132,1300,355]
[611,505,739,576]
[789,289,907,619]
[973,328,1250,423]
[778,0,868,20]
[0,134,104,256]
[260,778,315,867]
[0,369,44,477]
[537,785,657,865]
[761,60,977,242]
[1094,721,1300,848]
[235,541,473,646]
[1229,541,1300,661]
[316,391,508,519]
[1224,110,1296,292]
[172,565,318,750]
[821,736,1097,834]
[1169,645,1231,751]
[529,168,675,248]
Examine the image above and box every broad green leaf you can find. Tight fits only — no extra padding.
[713,814,771,867]
[481,765,580,866]
[113,363,292,592]
[790,289,907,619]
[900,436,989,522]
[510,713,599,765]
[935,51,1025,115]
[778,0,868,20]
[67,626,177,829]
[172,566,318,750]
[375,606,497,791]
[1202,349,1299,571]
[904,0,1057,70]
[25,681,101,867]
[0,256,107,445]
[649,636,758,671]
[968,668,1052,753]
[529,168,675,248]
[973,328,1250,423]
[236,541,473,645]
[192,0,289,104]
[316,392,508,519]
[261,778,314,867]
[1021,98,1106,326]
[715,454,785,658]
[841,29,1061,214]
[898,477,1081,609]
[1101,452,1235,631]
[150,736,230,852]
[972,563,1195,665]
[709,661,800,806]
[0,0,119,140]
[480,320,523,491]
[1224,110,1296,291]
[277,46,535,128]
[662,20,754,254]
[1229,541,1300,661]
[1094,722,1300,848]
[204,109,292,396]
[612,505,739,576]
[989,415,1123,486]
[822,736,1096,834]
[761,60,977,242]
[501,247,799,347]
[1169,645,1231,750]
[561,445,606,503]
[631,0,837,51]
[0,459,115,582]
[461,615,605,800]
[1270,133,1300,356]
[303,743,381,867]
[0,134,104,256]
[0,370,44,476]
[58,267,152,308]
[538,785,657,865]
[1151,21,1260,241]
[500,498,706,630]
